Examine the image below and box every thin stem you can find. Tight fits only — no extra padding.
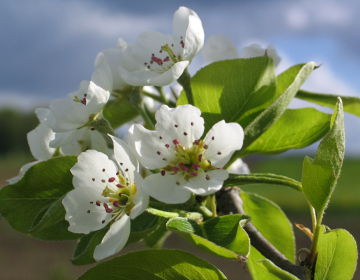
[194,204,213,220]
[154,86,168,104]
[146,207,179,219]
[309,209,324,266]
[210,194,217,217]
[142,90,176,107]
[130,87,155,130]
[177,68,194,105]
[308,202,317,234]
[216,187,311,280]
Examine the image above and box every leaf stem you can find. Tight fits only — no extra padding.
[309,210,324,266]
[177,68,194,105]
[154,86,168,104]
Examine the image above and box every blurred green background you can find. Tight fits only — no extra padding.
[0,108,358,279]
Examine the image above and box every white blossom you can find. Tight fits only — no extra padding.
[227,158,250,174]
[202,35,281,67]
[127,105,244,204]
[119,7,204,87]
[63,136,149,261]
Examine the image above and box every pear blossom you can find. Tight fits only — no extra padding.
[240,44,281,67]
[119,7,204,87]
[127,105,244,204]
[202,35,281,67]
[63,136,149,261]
[94,39,140,92]
[7,108,108,184]
[227,158,250,174]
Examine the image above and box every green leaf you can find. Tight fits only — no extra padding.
[72,226,109,265]
[177,56,277,133]
[241,108,331,156]
[315,226,357,280]
[302,98,345,214]
[256,259,300,280]
[102,97,139,129]
[0,156,81,241]
[296,89,360,118]
[144,218,172,249]
[241,192,295,280]
[228,62,317,167]
[77,249,227,280]
[72,212,163,265]
[166,214,250,259]
[224,173,302,193]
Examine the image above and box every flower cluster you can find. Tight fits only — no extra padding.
[7,6,262,262]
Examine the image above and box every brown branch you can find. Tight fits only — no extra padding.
[216,188,311,280]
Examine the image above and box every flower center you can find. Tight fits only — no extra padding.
[161,139,216,184]
[73,93,87,105]
[87,168,137,225]
[144,37,185,74]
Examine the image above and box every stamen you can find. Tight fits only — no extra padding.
[190,171,198,177]
[91,127,95,130]
[120,163,123,166]
[102,220,106,224]
[181,166,189,172]
[92,178,95,181]
[116,171,119,175]
[206,174,210,180]
[165,144,170,148]
[161,170,166,176]
[81,98,87,105]
[174,124,178,128]
[106,208,113,213]
[212,136,215,140]
[203,144,209,149]
[159,136,162,139]
[101,179,106,183]
[176,181,181,185]
[125,168,129,172]
[194,140,200,145]
[193,163,200,171]
[87,210,90,213]
[163,158,167,161]
[217,152,222,155]
[102,169,105,172]
[96,201,101,206]
[116,184,124,188]
[173,166,179,173]
[183,132,188,136]
[90,201,93,204]
[157,151,161,155]
[198,154,203,162]
[108,177,116,182]
[173,139,180,146]
[113,201,120,208]
[191,122,194,126]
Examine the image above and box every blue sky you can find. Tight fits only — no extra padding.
[1,0,359,155]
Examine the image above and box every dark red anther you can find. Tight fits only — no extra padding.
[157,151,161,155]
[106,208,113,213]
[108,177,116,182]
[183,132,188,136]
[181,166,189,172]
[194,140,200,145]
[116,184,124,188]
[198,154,203,162]
[173,166,179,174]
[103,203,109,209]
[81,98,87,105]
[212,136,215,140]
[190,171,198,177]
[96,201,101,206]
[173,139,180,146]
[161,170,166,176]
[217,151,222,155]
[178,162,185,167]
[192,163,200,171]
[165,144,170,148]
[206,174,210,180]
[113,201,120,208]
[164,57,170,62]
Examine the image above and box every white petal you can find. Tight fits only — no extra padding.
[173,7,204,61]
[49,129,83,148]
[240,44,281,67]
[130,172,149,219]
[27,122,55,160]
[95,49,126,91]
[186,169,229,195]
[62,187,110,234]
[266,44,281,68]
[119,66,159,86]
[127,124,175,170]
[116,37,129,50]
[71,150,118,191]
[143,173,191,204]
[35,108,50,123]
[155,104,204,149]
[7,161,39,184]
[227,158,250,174]
[202,35,239,64]
[48,81,109,133]
[93,215,131,261]
[132,30,174,65]
[109,135,138,183]
[147,61,189,86]
[203,121,244,168]
[92,54,113,92]
[88,130,108,154]
[61,140,82,156]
